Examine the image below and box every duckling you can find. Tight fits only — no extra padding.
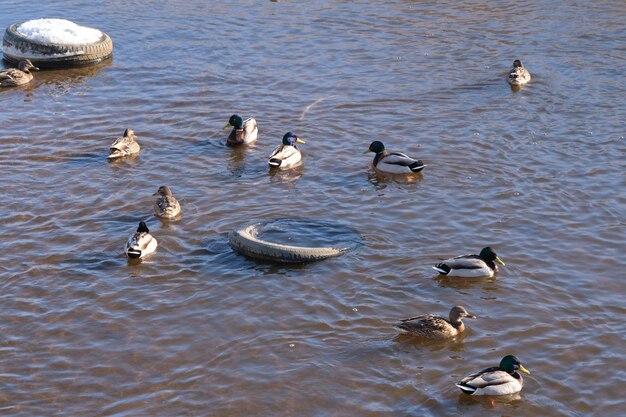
[507,60,531,86]
[268,132,305,168]
[125,221,157,259]
[395,305,476,338]
[365,141,425,174]
[153,186,181,219]
[0,59,39,87]
[223,114,258,146]
[456,355,530,396]
[433,247,505,278]
[108,129,140,159]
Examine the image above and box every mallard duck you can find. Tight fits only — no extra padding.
[125,221,157,259]
[395,305,476,338]
[223,114,258,146]
[364,141,425,174]
[433,247,505,278]
[0,59,39,87]
[456,355,530,396]
[507,60,531,86]
[108,129,140,159]
[268,132,305,168]
[153,186,181,219]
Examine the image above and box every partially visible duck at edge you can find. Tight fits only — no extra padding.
[268,132,305,168]
[365,141,425,174]
[507,59,531,86]
[223,114,258,146]
[433,247,505,278]
[0,59,39,87]
[153,186,181,219]
[395,305,477,338]
[125,221,157,259]
[108,128,140,159]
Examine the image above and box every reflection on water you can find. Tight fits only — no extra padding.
[268,162,304,184]
[366,168,424,190]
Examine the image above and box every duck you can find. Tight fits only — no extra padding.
[456,355,530,396]
[0,59,39,87]
[365,141,425,174]
[223,114,258,146]
[125,221,157,259]
[395,305,476,338]
[433,247,505,278]
[153,186,181,219]
[268,132,305,168]
[108,128,140,159]
[507,59,531,86]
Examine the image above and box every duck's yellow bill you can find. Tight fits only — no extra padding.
[296,138,305,144]
[363,149,371,154]
[519,365,530,374]
[495,256,505,266]
[223,123,232,130]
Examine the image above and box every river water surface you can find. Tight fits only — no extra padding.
[1,1,624,416]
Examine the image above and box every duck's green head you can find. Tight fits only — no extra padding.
[364,141,385,154]
[479,247,505,266]
[224,114,243,130]
[137,221,149,233]
[282,132,305,146]
[500,355,530,375]
[513,59,523,68]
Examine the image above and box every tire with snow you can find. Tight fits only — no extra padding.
[2,23,112,69]
[229,222,349,263]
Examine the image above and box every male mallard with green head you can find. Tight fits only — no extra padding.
[395,305,476,338]
[223,114,258,146]
[508,59,531,86]
[0,59,39,87]
[268,132,305,168]
[456,355,531,396]
[433,247,505,278]
[108,129,140,159]
[125,221,157,259]
[365,141,425,174]
[153,186,181,219]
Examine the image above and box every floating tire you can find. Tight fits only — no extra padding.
[2,23,112,69]
[229,222,349,263]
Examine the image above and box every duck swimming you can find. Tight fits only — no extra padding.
[268,132,305,168]
[433,247,505,278]
[507,59,531,86]
[153,186,181,219]
[395,305,476,338]
[0,59,39,87]
[456,355,530,396]
[108,129,140,159]
[223,114,258,146]
[365,141,425,174]
[125,221,157,259]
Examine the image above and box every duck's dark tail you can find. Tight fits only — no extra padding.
[269,158,282,167]
[409,160,425,173]
[433,264,450,274]
[455,383,476,394]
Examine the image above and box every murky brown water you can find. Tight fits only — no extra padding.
[1,1,625,416]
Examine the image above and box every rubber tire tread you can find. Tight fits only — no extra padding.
[229,223,348,263]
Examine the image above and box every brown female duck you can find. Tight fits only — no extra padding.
[0,59,39,87]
